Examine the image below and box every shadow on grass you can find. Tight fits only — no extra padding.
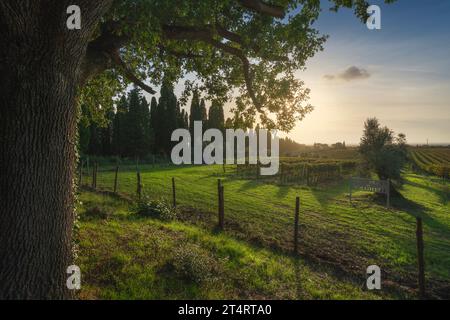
[236,179,258,192]
[82,187,427,299]
[404,179,449,206]
[294,257,303,300]
[309,180,350,207]
[392,191,450,236]
[275,185,290,199]
[234,177,298,199]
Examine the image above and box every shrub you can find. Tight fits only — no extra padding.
[83,206,110,220]
[135,197,177,221]
[170,244,219,284]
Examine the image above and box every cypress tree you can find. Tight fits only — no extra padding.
[199,98,207,124]
[156,82,173,155]
[100,109,114,155]
[164,82,178,154]
[139,95,152,156]
[112,95,128,156]
[154,93,165,155]
[207,101,225,132]
[125,88,140,157]
[126,87,151,157]
[189,90,201,134]
[180,109,189,129]
[150,96,158,153]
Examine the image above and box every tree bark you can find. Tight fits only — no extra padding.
[0,1,111,299]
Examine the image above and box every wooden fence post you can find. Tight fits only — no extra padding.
[218,179,224,230]
[416,217,426,299]
[172,177,176,208]
[294,196,300,255]
[136,171,142,200]
[113,166,119,193]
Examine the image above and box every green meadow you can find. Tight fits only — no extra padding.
[76,163,450,299]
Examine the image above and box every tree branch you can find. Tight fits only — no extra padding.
[215,24,244,44]
[162,25,214,41]
[237,0,285,18]
[207,39,262,111]
[82,18,275,103]
[162,24,261,110]
[81,20,156,95]
[80,21,129,85]
[215,24,288,62]
[158,45,205,59]
[110,50,156,95]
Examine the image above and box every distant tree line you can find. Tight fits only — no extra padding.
[79,84,225,158]
[312,142,346,149]
[279,137,306,156]
[78,84,314,159]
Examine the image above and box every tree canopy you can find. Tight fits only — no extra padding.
[79,85,226,158]
[0,0,399,299]
[80,0,396,132]
[359,117,407,182]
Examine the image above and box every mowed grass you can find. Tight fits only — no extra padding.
[77,191,383,300]
[81,164,450,298]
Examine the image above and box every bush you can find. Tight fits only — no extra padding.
[83,206,110,220]
[135,197,177,221]
[170,244,219,284]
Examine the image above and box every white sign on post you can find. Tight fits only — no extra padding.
[349,177,390,208]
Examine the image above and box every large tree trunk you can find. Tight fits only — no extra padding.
[0,61,78,299]
[0,1,111,299]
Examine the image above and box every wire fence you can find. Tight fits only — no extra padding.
[76,158,434,299]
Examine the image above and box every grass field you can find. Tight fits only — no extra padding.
[77,191,381,299]
[77,160,450,299]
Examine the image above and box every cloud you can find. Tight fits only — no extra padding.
[324,66,371,81]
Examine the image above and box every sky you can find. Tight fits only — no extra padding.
[285,0,450,145]
[145,0,450,145]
